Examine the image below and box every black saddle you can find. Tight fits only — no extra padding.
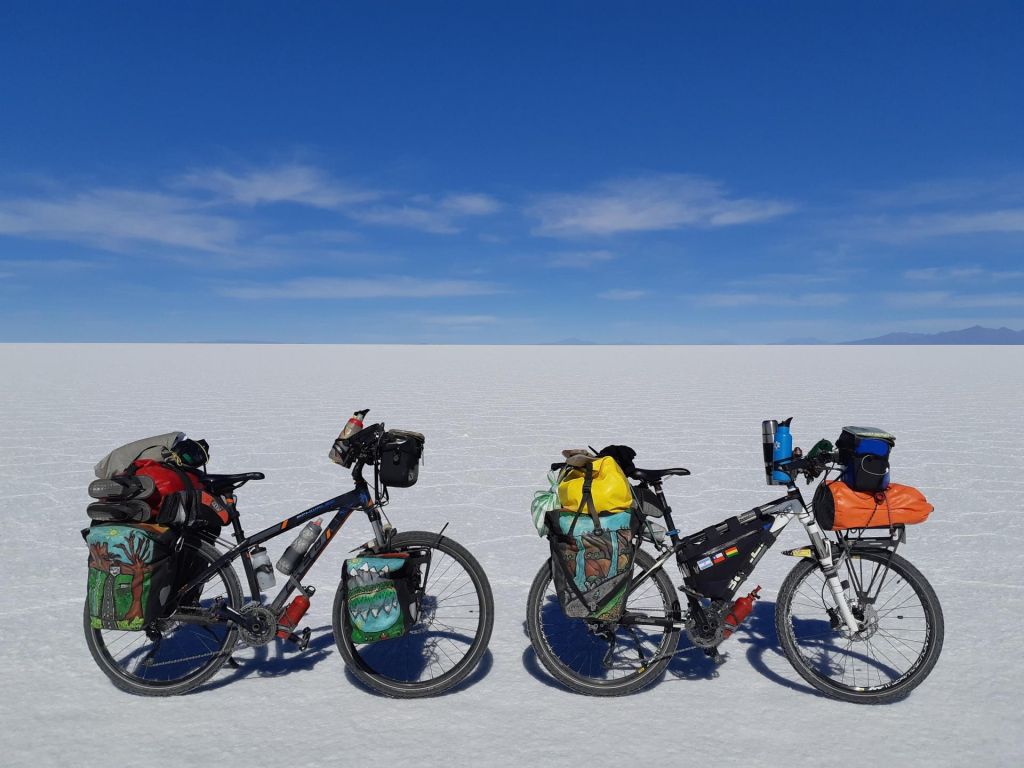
[202,472,265,494]
[630,467,690,483]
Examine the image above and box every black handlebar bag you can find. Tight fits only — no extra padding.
[378,430,425,488]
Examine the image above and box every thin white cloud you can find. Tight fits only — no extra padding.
[693,292,848,308]
[177,164,380,208]
[904,266,1024,281]
[351,193,501,234]
[223,276,502,300]
[528,174,795,237]
[0,189,239,252]
[882,291,1024,309]
[421,314,499,326]
[548,250,616,268]
[598,289,646,301]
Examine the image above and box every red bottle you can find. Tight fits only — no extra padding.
[276,594,311,639]
[723,586,761,639]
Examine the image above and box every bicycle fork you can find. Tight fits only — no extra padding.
[794,506,861,634]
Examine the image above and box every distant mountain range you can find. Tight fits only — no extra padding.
[843,325,1024,345]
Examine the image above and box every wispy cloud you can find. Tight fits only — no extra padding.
[222,276,502,300]
[548,250,615,268]
[528,174,795,237]
[0,189,240,252]
[879,209,1024,241]
[351,193,501,234]
[421,314,499,326]
[693,292,848,308]
[177,164,380,208]
[904,266,1024,281]
[598,289,646,301]
[882,291,1024,309]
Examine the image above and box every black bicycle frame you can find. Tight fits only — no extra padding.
[178,476,378,628]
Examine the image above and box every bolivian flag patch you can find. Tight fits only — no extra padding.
[725,546,739,558]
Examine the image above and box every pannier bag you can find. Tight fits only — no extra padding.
[550,509,638,620]
[378,430,425,488]
[344,555,423,643]
[677,510,776,600]
[837,426,895,493]
[813,480,933,531]
[557,456,634,515]
[85,523,179,630]
[548,457,640,620]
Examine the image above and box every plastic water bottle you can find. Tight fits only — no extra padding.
[341,409,369,439]
[249,546,276,591]
[772,418,794,484]
[276,520,322,575]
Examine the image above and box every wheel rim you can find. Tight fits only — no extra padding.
[783,555,933,693]
[534,565,675,685]
[89,548,237,689]
[342,544,486,686]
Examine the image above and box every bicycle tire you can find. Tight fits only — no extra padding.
[83,539,242,696]
[333,530,494,698]
[526,547,682,696]
[776,549,944,703]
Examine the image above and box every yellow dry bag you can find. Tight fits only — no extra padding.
[558,456,634,514]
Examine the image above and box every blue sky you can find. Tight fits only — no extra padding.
[1,2,1022,343]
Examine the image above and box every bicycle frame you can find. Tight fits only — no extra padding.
[177,462,391,631]
[624,481,867,634]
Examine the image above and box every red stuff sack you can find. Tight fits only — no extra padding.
[123,461,230,530]
[813,480,933,531]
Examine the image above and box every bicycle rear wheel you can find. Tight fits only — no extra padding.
[333,530,494,697]
[84,539,241,696]
[776,549,943,703]
[526,547,682,695]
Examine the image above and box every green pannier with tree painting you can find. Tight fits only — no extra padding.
[85,523,179,630]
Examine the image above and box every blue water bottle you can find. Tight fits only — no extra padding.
[772,417,794,484]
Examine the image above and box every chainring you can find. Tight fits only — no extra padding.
[684,601,730,648]
[236,603,279,647]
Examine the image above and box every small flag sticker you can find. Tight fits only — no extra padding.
[725,546,739,558]
[712,552,726,564]
[697,557,713,571]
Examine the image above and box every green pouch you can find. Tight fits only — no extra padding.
[344,556,417,643]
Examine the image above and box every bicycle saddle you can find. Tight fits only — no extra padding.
[202,472,265,493]
[630,467,690,483]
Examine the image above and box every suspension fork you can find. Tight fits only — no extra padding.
[795,504,861,633]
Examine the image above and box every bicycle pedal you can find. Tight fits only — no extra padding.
[286,627,312,651]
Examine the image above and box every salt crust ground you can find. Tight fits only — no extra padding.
[1,344,1021,767]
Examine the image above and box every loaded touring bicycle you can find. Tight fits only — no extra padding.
[527,419,944,703]
[83,411,494,697]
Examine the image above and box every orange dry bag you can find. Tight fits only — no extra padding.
[813,480,933,531]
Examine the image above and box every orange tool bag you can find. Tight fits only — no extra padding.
[813,480,933,531]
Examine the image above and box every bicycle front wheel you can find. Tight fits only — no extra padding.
[333,530,494,698]
[526,547,682,696]
[84,539,242,696]
[776,549,943,703]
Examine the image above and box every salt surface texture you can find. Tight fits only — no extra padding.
[1,344,1021,767]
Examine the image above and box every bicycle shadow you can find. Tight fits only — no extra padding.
[723,600,820,697]
[521,596,821,696]
[198,624,339,692]
[342,647,494,698]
